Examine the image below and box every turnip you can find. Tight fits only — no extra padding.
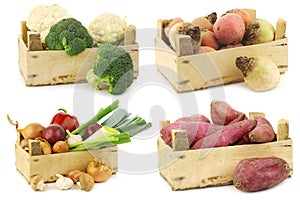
[243,18,275,45]
[213,13,245,45]
[235,56,280,91]
[199,28,219,50]
[168,22,200,53]
[191,12,217,32]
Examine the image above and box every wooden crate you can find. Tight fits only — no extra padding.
[18,21,139,86]
[15,132,118,183]
[155,13,288,92]
[157,116,293,190]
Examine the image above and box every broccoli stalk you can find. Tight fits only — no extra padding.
[86,43,134,95]
[45,18,93,56]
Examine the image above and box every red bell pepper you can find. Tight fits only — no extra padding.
[50,108,79,132]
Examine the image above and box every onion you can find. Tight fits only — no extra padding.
[235,56,280,91]
[66,169,85,183]
[7,114,45,139]
[52,140,69,153]
[87,158,112,183]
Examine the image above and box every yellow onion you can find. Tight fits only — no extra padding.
[7,114,45,139]
[65,169,85,183]
[52,140,69,153]
[36,137,52,155]
[87,158,112,183]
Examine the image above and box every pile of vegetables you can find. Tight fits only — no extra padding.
[26,4,127,56]
[162,8,285,92]
[161,100,277,149]
[160,100,291,192]
[162,8,282,53]
[8,100,151,191]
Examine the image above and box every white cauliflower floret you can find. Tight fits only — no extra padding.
[26,4,70,42]
[88,13,127,45]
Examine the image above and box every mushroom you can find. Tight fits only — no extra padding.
[30,175,47,191]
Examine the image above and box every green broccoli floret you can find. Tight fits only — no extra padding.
[86,43,134,95]
[45,18,93,56]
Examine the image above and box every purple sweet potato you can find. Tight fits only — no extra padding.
[248,124,275,143]
[254,116,272,126]
[191,119,256,149]
[174,114,210,123]
[233,157,290,192]
[160,121,223,146]
[210,101,246,125]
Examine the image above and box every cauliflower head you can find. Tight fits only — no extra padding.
[26,4,70,42]
[88,13,127,45]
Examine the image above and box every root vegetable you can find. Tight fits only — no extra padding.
[168,22,200,53]
[163,17,184,38]
[42,124,66,145]
[199,28,219,50]
[197,46,216,54]
[235,56,280,91]
[249,124,275,143]
[191,119,257,149]
[82,123,102,140]
[174,114,210,123]
[79,173,95,191]
[213,13,245,45]
[7,114,45,140]
[87,158,112,183]
[243,18,275,45]
[233,157,290,192]
[160,121,224,146]
[225,9,251,26]
[191,12,217,32]
[210,100,246,125]
[52,140,69,153]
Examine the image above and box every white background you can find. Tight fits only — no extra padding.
[1,0,298,199]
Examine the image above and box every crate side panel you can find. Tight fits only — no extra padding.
[27,146,117,183]
[15,144,31,182]
[158,138,292,190]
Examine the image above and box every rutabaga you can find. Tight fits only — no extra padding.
[235,56,280,91]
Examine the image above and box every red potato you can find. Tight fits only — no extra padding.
[174,114,210,123]
[210,100,246,125]
[197,46,216,54]
[213,13,245,45]
[226,9,251,26]
[191,119,257,149]
[233,157,290,192]
[200,28,219,50]
[191,12,217,32]
[160,121,223,146]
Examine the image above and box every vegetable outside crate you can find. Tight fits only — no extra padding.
[155,9,288,92]
[18,21,139,86]
[157,114,293,190]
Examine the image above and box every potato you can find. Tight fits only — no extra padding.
[233,157,290,192]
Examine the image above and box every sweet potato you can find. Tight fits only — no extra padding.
[233,157,290,192]
[174,114,210,123]
[160,121,223,146]
[249,124,275,143]
[210,100,246,125]
[191,119,256,149]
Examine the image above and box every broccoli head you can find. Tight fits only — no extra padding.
[45,18,93,56]
[86,43,134,95]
